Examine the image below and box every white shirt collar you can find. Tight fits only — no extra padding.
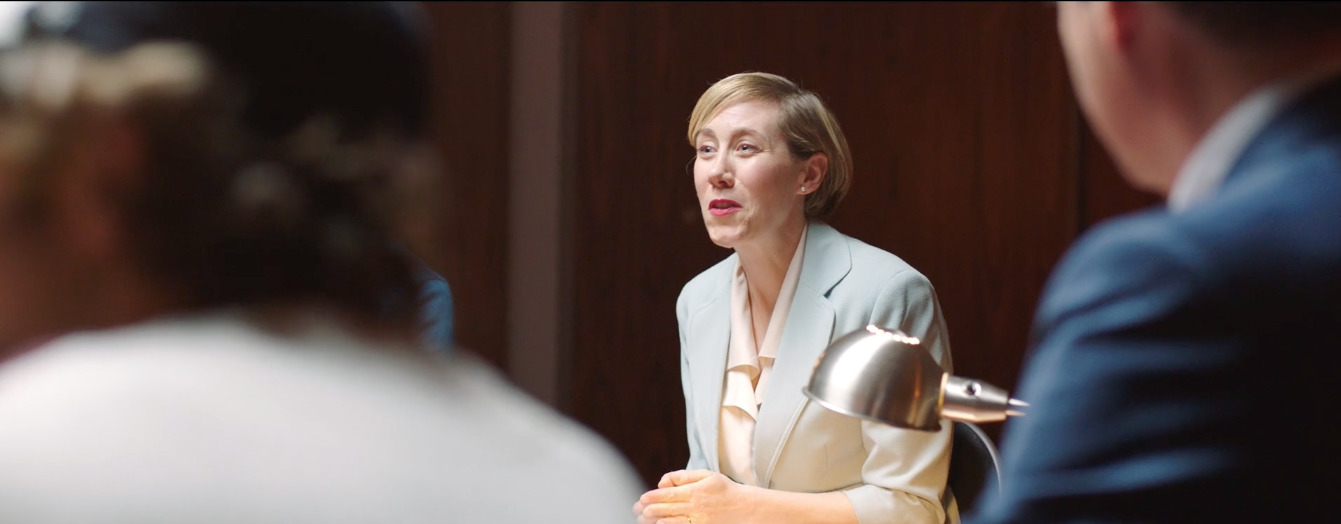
[1169,63,1341,212]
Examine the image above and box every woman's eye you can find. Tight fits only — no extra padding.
[737,144,757,153]
[698,145,716,154]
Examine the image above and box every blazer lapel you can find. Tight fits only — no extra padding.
[753,221,852,486]
[685,269,733,473]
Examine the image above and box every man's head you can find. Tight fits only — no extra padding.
[0,2,436,356]
[1055,2,1341,194]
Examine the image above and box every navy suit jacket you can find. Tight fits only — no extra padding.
[969,77,1341,523]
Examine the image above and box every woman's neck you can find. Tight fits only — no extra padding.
[735,217,806,324]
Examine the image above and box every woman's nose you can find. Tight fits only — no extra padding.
[706,160,732,188]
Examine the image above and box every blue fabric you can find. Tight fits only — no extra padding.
[968,78,1341,523]
[413,261,454,355]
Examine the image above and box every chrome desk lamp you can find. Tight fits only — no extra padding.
[804,324,1027,431]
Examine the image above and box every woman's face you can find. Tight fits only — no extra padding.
[692,100,809,251]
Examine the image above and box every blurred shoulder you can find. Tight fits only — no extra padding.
[0,311,643,523]
[820,224,930,290]
[436,354,646,516]
[1036,207,1211,328]
[1052,209,1194,277]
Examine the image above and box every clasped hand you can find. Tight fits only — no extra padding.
[633,469,758,524]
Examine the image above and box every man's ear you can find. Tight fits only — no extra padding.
[1104,1,1139,53]
[800,152,827,195]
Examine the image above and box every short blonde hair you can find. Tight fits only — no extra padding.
[687,72,852,218]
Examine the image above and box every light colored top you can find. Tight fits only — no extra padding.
[719,222,808,485]
[1169,60,1341,212]
[0,308,642,524]
[678,221,955,524]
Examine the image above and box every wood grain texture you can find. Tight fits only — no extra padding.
[419,3,512,368]
[564,2,1081,484]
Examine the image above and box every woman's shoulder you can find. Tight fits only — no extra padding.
[679,253,736,295]
[820,225,928,287]
[675,253,737,318]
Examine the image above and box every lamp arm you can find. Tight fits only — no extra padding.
[940,374,1028,424]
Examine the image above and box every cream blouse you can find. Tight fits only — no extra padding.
[718,223,808,485]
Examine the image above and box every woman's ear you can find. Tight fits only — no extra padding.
[800,152,827,194]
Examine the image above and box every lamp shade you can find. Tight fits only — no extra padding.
[803,325,1026,431]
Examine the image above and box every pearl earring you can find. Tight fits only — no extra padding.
[800,186,807,194]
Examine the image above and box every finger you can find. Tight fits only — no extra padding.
[657,471,682,489]
[667,469,714,486]
[639,485,691,505]
[639,502,694,520]
[633,488,661,514]
[637,510,691,524]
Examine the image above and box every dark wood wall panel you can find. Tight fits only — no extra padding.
[419,3,511,367]
[564,2,1080,485]
[823,4,1077,421]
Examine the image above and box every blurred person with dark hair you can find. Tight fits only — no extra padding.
[5,0,460,353]
[0,2,638,522]
[969,3,1341,523]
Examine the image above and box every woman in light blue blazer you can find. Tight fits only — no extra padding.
[635,73,957,524]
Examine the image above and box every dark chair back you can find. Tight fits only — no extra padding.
[948,420,1002,515]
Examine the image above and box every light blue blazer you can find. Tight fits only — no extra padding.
[677,220,956,524]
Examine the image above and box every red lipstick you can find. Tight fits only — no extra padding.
[708,199,742,216]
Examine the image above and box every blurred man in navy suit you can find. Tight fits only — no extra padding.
[971,3,1341,523]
